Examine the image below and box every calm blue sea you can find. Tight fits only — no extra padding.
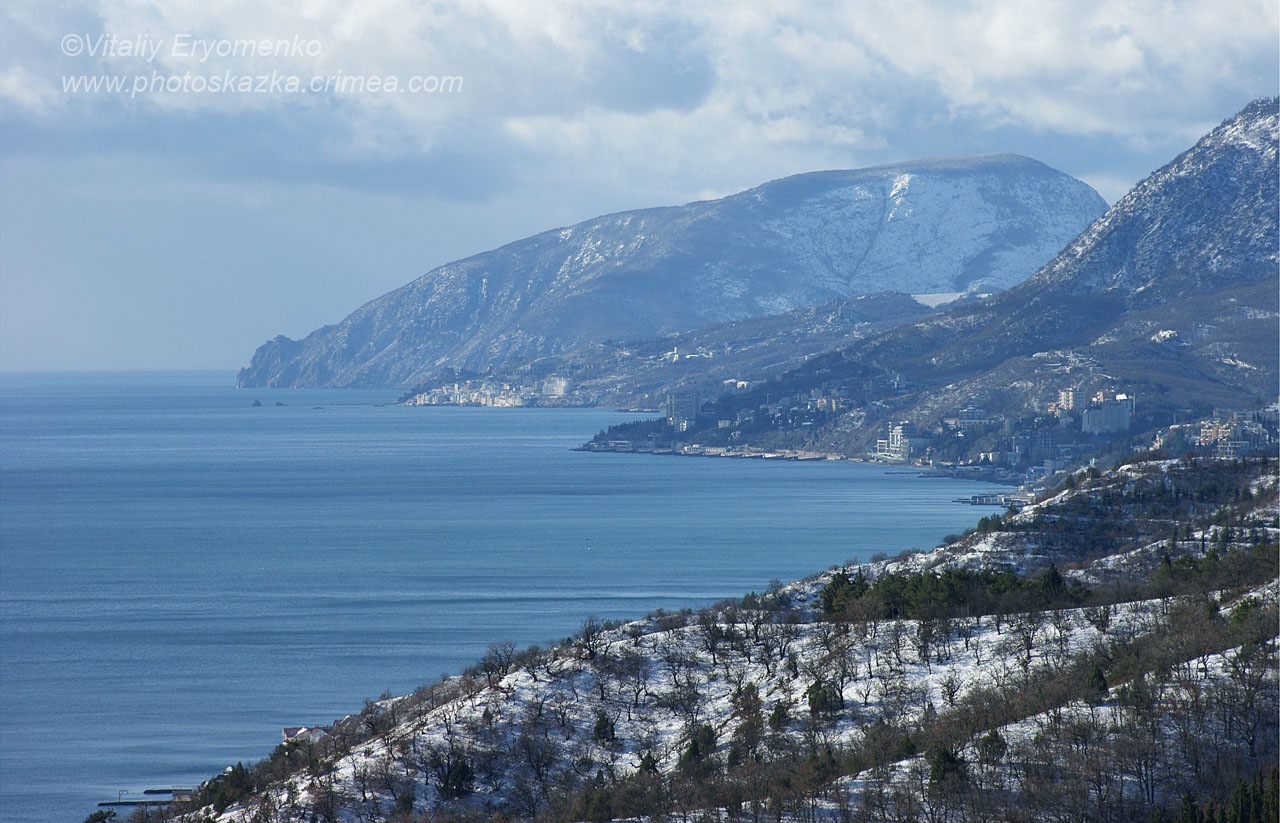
[0,373,995,822]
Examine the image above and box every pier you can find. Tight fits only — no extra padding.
[97,787,193,809]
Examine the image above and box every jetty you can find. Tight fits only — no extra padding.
[97,787,193,809]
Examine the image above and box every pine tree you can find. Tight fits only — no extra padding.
[977,730,1007,765]
[1177,790,1200,823]
[1086,664,1110,703]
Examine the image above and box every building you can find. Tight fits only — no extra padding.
[541,376,569,398]
[1213,438,1248,459]
[1082,393,1134,434]
[814,396,842,413]
[666,390,700,432]
[876,421,927,462]
[1028,430,1057,463]
[1058,388,1084,412]
[283,726,330,743]
[1200,419,1235,445]
[942,406,993,428]
[1199,414,1274,458]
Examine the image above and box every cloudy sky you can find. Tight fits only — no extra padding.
[1,0,1276,372]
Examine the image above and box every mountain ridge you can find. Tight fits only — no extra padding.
[238,154,1106,388]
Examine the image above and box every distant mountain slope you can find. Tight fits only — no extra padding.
[397,292,939,409]
[712,98,1278,452]
[238,155,1106,388]
[541,292,937,408]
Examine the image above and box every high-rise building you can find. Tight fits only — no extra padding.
[1082,393,1134,434]
[877,421,926,462]
[1029,430,1057,462]
[666,391,700,432]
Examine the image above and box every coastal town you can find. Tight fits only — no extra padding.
[578,384,1279,496]
[401,366,1279,500]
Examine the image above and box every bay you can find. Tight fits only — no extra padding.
[0,372,996,821]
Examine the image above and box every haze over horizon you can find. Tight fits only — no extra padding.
[1,0,1276,373]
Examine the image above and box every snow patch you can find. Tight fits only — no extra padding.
[912,292,967,309]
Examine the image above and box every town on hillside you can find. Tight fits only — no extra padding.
[584,383,1279,493]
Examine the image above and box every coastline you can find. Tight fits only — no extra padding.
[576,439,1027,489]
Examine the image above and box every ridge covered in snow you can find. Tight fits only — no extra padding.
[238,155,1105,388]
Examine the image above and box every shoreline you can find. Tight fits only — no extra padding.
[576,440,1026,489]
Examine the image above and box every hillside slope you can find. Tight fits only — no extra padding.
[163,456,1278,823]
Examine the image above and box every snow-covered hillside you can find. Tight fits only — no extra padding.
[165,457,1278,822]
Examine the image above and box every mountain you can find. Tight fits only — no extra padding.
[693,98,1278,453]
[238,155,1106,388]
[858,97,1278,378]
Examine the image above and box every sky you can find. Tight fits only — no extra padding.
[1,1,1276,373]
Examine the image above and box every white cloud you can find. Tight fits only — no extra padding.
[9,0,1272,136]
[2,0,1275,224]
[0,65,61,113]
[838,0,1277,138]
[0,0,1266,237]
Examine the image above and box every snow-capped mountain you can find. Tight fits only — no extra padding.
[1025,96,1278,306]
[839,98,1278,379]
[238,155,1105,388]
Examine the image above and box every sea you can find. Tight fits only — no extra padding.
[0,372,997,822]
